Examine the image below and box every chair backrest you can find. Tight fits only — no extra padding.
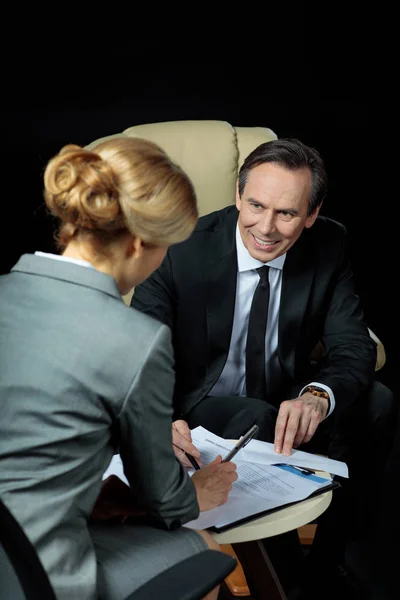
[86,119,277,217]
[0,498,56,600]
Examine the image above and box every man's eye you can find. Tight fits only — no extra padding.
[250,202,262,209]
[279,211,294,221]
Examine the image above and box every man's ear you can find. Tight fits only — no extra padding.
[305,205,321,229]
[235,180,242,211]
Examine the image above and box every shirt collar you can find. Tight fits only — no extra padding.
[35,251,95,269]
[236,223,286,272]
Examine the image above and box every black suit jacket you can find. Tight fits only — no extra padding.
[132,206,376,419]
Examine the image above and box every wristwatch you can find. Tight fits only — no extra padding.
[301,385,331,412]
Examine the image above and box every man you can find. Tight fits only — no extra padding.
[132,138,396,597]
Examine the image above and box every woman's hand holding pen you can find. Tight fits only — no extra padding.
[191,456,238,512]
[172,420,238,511]
[172,420,202,468]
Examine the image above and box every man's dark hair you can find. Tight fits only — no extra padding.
[238,138,328,215]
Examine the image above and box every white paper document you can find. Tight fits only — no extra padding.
[191,426,348,478]
[184,426,340,530]
[185,461,333,530]
[103,454,128,485]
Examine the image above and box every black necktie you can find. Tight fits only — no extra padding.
[246,266,270,400]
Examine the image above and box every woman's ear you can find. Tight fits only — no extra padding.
[125,234,144,260]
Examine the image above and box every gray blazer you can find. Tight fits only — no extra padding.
[0,254,199,599]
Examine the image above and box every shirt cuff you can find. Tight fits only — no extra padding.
[299,382,335,418]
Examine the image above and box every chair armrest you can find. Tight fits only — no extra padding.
[126,549,236,600]
[367,328,386,371]
[310,328,386,372]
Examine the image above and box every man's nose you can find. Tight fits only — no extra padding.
[258,211,275,235]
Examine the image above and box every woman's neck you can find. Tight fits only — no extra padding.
[63,241,114,277]
[62,238,131,294]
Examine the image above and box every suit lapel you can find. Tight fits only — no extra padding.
[279,231,315,378]
[205,209,238,382]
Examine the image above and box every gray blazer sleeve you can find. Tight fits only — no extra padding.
[117,323,199,529]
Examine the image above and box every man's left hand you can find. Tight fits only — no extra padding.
[274,394,329,456]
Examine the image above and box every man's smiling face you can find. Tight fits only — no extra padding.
[236,162,320,263]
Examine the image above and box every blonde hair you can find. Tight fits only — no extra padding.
[44,137,198,249]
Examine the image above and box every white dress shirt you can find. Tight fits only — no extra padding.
[208,225,335,417]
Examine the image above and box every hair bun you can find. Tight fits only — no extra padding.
[43,137,198,251]
[44,144,125,234]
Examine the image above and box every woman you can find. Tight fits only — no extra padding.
[0,137,237,600]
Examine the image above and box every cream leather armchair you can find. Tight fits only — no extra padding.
[87,120,385,371]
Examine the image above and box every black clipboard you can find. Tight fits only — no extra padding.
[209,480,341,534]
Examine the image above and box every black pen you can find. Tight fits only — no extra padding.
[222,424,259,462]
[184,451,201,471]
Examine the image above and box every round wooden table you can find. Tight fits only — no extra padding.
[212,471,332,600]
